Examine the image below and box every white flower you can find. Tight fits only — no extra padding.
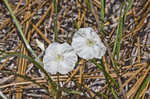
[43,42,78,74]
[71,27,106,60]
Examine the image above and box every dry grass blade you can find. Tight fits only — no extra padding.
[32,24,51,44]
[127,64,150,98]
[16,4,30,97]
[64,59,85,85]
[16,44,28,99]
[27,2,52,41]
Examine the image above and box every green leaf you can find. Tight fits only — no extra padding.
[100,0,105,35]
[95,92,108,99]
[135,74,150,99]
[53,0,57,13]
[74,20,79,30]
[0,52,57,95]
[53,0,58,41]
[2,71,48,92]
[113,2,124,60]
[92,59,119,88]
[113,0,133,60]
[123,0,134,22]
[85,0,91,9]
[111,87,119,99]
[54,19,58,41]
[3,0,37,59]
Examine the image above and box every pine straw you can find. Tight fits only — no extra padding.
[0,0,150,99]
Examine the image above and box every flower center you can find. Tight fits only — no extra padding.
[87,39,96,47]
[56,54,64,62]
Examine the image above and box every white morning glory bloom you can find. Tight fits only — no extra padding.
[43,42,78,74]
[71,27,106,60]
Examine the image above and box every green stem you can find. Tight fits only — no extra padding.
[53,0,58,41]
[100,0,105,34]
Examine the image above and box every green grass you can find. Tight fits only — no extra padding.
[54,0,58,41]
[91,59,119,99]
[113,0,134,60]
[2,0,58,97]
[2,0,148,98]
[3,0,37,59]
[135,74,150,99]
[0,52,57,96]
[112,2,124,60]
[100,0,105,35]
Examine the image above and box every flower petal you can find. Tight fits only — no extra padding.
[59,61,74,74]
[43,42,78,74]
[44,61,58,74]
[45,42,59,55]
[71,27,106,60]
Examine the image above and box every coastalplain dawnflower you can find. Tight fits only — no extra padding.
[43,42,78,74]
[71,27,106,60]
